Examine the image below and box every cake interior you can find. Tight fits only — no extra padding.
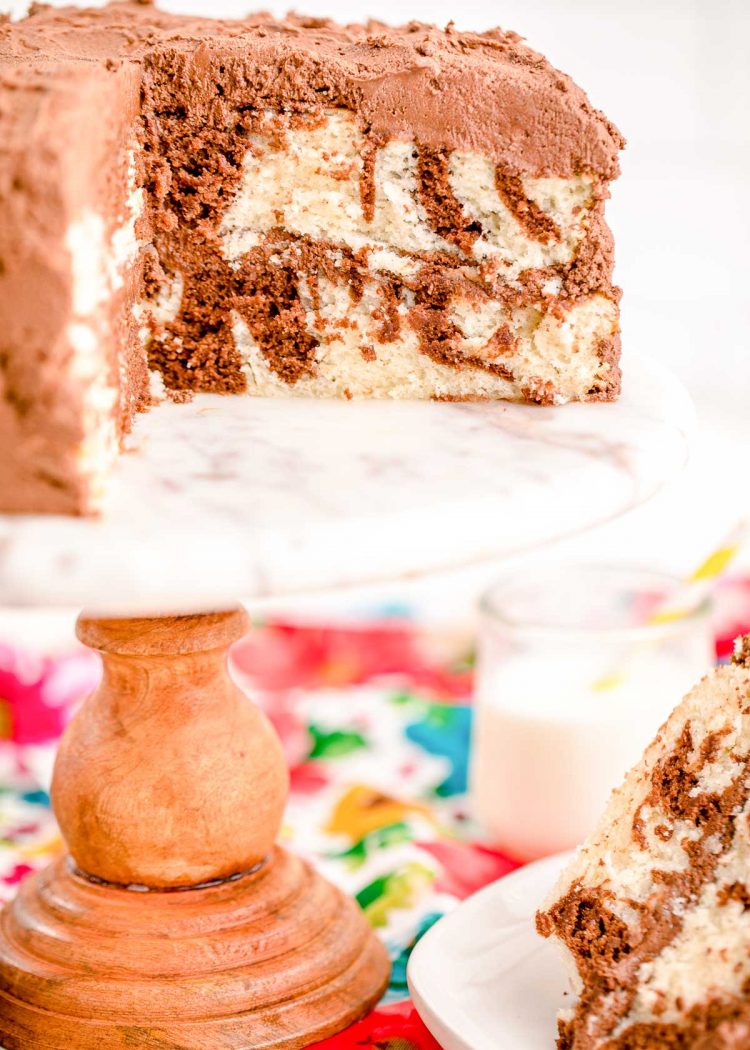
[139,96,618,406]
[537,643,750,1049]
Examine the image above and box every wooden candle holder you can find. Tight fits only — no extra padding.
[0,608,390,1049]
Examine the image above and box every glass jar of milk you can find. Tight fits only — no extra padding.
[470,564,714,862]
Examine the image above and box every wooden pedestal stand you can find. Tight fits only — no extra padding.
[0,608,390,1050]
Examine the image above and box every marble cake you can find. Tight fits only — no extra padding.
[537,636,750,1050]
[0,1,624,513]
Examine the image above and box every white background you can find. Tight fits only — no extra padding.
[4,0,750,621]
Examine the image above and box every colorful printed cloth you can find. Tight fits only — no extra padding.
[2,576,750,1049]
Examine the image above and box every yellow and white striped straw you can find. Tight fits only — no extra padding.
[593,518,749,693]
[647,518,749,626]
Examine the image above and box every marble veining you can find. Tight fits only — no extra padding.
[0,355,694,614]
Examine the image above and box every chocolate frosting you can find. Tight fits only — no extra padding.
[0,48,143,513]
[1,1,624,179]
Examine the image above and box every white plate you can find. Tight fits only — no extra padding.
[407,851,574,1050]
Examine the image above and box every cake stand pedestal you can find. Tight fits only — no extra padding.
[0,354,694,1049]
[0,607,389,1050]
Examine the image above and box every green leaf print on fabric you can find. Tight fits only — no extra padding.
[307,724,367,759]
[356,862,435,928]
[329,822,413,869]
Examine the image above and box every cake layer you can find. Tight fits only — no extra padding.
[0,2,624,513]
[537,639,750,1050]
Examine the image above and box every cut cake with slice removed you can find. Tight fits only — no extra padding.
[0,1,624,514]
[537,635,750,1050]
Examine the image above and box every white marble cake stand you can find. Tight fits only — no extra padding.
[0,353,693,613]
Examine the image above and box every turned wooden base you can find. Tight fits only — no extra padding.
[0,847,390,1050]
[0,609,390,1049]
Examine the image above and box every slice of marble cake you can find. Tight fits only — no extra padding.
[537,637,750,1050]
[0,1,624,513]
